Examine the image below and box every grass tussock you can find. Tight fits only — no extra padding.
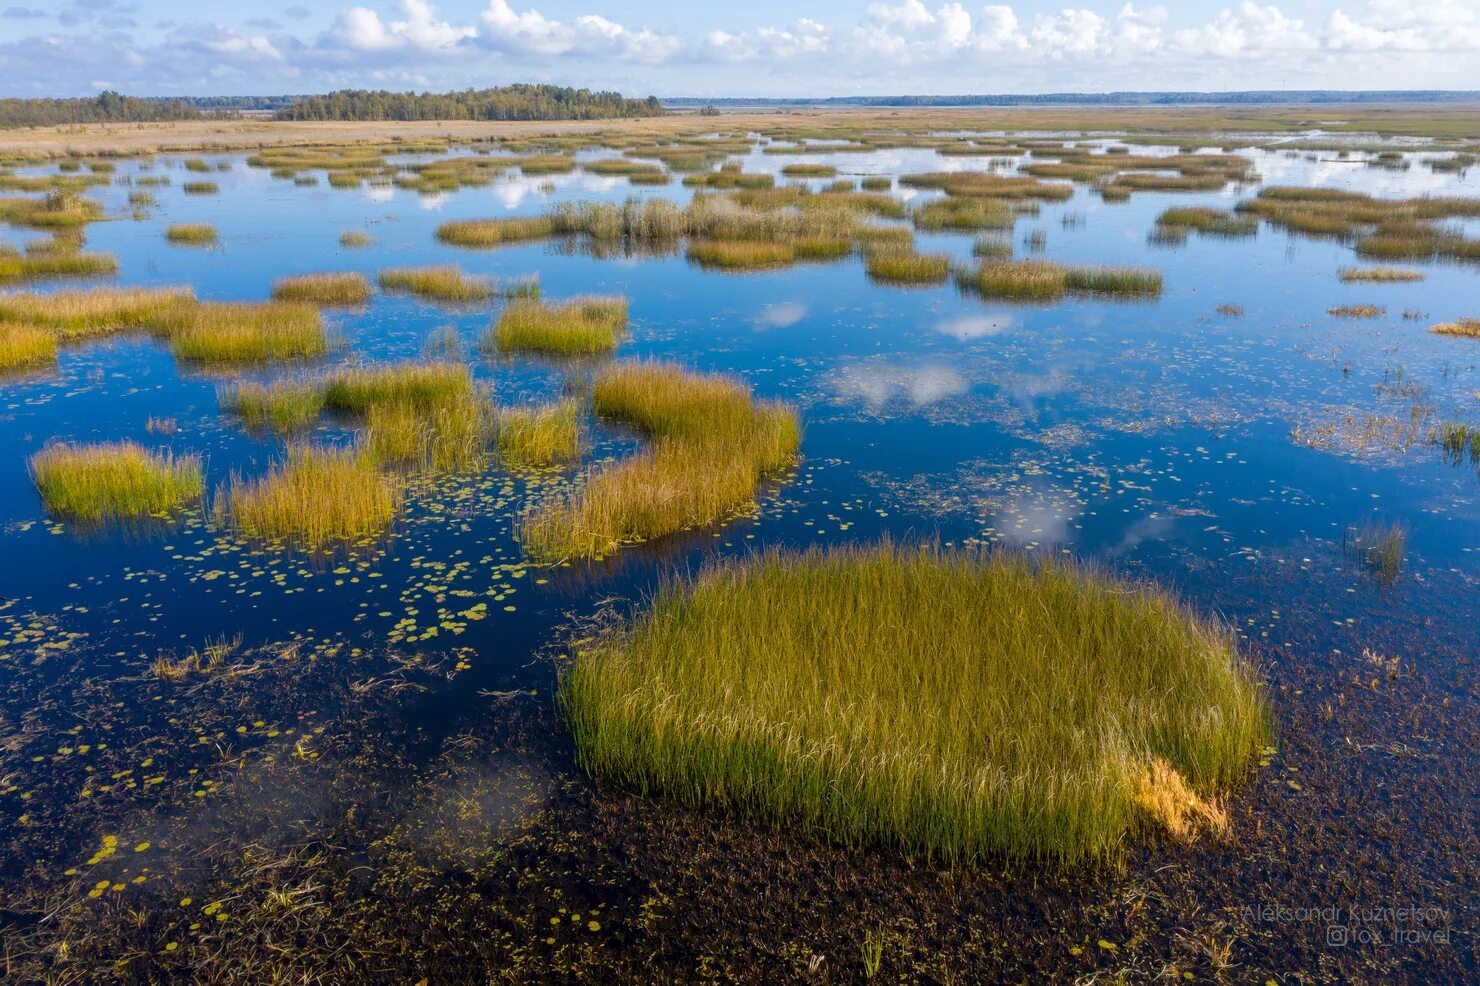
[487,296,628,355]
[322,361,472,414]
[495,398,583,470]
[1343,519,1406,584]
[1328,304,1386,319]
[362,393,490,473]
[0,286,195,339]
[271,272,373,306]
[182,181,219,195]
[435,216,556,248]
[865,250,951,285]
[686,239,795,271]
[561,542,1270,865]
[216,445,402,545]
[30,441,202,520]
[378,265,491,302]
[339,230,372,248]
[958,260,1162,300]
[521,361,800,560]
[1337,266,1425,283]
[0,321,57,371]
[218,379,326,432]
[169,301,325,364]
[780,163,837,178]
[0,250,116,284]
[1430,317,1480,338]
[165,223,217,245]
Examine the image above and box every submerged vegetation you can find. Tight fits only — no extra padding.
[30,441,202,520]
[563,542,1270,864]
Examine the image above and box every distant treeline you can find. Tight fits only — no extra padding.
[274,86,663,122]
[667,90,1480,108]
[0,91,203,127]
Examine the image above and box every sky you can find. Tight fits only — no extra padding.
[2,0,1479,98]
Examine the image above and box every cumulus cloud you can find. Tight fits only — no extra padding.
[332,0,474,53]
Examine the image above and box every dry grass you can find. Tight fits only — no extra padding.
[30,441,203,520]
[168,302,326,363]
[0,321,57,371]
[562,542,1269,865]
[686,239,796,271]
[435,216,556,248]
[271,272,373,306]
[1431,317,1480,338]
[1337,266,1426,283]
[216,444,402,545]
[494,398,583,470]
[0,286,195,339]
[487,296,628,355]
[1328,304,1386,319]
[0,250,117,284]
[322,361,472,414]
[865,250,951,285]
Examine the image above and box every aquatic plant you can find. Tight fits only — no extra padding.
[0,286,194,339]
[322,361,472,414]
[685,239,795,271]
[169,301,326,363]
[166,223,217,245]
[1328,305,1386,318]
[911,197,1015,232]
[218,379,326,432]
[0,250,117,283]
[561,542,1270,865]
[958,259,1068,300]
[339,230,373,248]
[0,321,57,371]
[487,296,628,355]
[1342,520,1406,584]
[1431,317,1480,338]
[217,444,402,545]
[1063,266,1163,297]
[436,216,556,248]
[362,393,490,473]
[182,181,219,195]
[780,163,837,178]
[1337,266,1426,283]
[271,272,373,306]
[30,441,203,520]
[494,398,583,469]
[864,250,951,285]
[378,266,492,302]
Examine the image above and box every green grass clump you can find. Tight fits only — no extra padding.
[1154,207,1257,237]
[339,230,372,248]
[494,398,583,469]
[0,321,57,371]
[686,239,795,271]
[780,164,838,178]
[865,250,951,285]
[958,259,1069,300]
[183,159,211,173]
[168,302,325,364]
[378,265,492,302]
[0,250,117,283]
[487,297,628,355]
[271,272,373,306]
[912,197,1015,231]
[362,393,490,473]
[1064,266,1163,297]
[218,379,326,432]
[1337,266,1425,283]
[435,216,556,248]
[561,542,1270,865]
[0,286,195,339]
[521,361,799,561]
[166,223,217,245]
[216,445,402,546]
[182,181,219,195]
[322,361,472,414]
[30,441,202,520]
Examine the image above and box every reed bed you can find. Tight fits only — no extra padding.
[0,321,57,371]
[780,163,838,178]
[495,398,583,469]
[487,297,628,355]
[322,361,472,414]
[377,265,491,302]
[865,250,951,285]
[436,216,557,248]
[218,379,325,432]
[1063,266,1164,297]
[1328,304,1385,319]
[30,441,202,520]
[216,444,402,545]
[271,272,373,306]
[0,286,194,339]
[182,181,219,195]
[900,171,1072,201]
[0,250,116,283]
[561,542,1270,865]
[1337,266,1426,282]
[521,361,799,560]
[958,259,1068,300]
[168,301,325,363]
[912,197,1016,231]
[1430,317,1480,338]
[362,393,490,473]
[166,223,217,245]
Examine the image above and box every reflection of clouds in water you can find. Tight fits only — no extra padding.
[753,301,807,329]
[415,192,450,211]
[834,363,968,411]
[1004,369,1071,412]
[1109,513,1176,555]
[996,486,1082,549]
[1247,149,1477,198]
[362,186,395,203]
[490,172,626,209]
[936,313,1012,340]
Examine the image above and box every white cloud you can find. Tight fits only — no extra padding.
[332,0,473,52]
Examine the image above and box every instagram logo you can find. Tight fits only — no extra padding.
[1326,925,1349,947]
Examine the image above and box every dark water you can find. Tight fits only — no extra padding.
[1,136,1476,980]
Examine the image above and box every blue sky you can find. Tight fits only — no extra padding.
[2,1,1479,98]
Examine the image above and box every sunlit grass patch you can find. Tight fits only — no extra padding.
[561,542,1270,865]
[0,250,116,283]
[182,181,219,195]
[218,379,326,432]
[168,301,326,364]
[216,444,402,545]
[685,239,795,271]
[793,236,853,260]
[0,321,57,371]
[1430,317,1480,338]
[436,216,556,248]
[1063,266,1163,297]
[0,286,194,339]
[865,250,950,285]
[30,441,202,520]
[362,393,490,473]
[912,197,1015,231]
[1154,206,1258,238]
[958,259,1068,300]
[377,265,491,302]
[495,398,583,469]
[323,361,472,414]
[1337,266,1426,283]
[271,272,373,306]
[166,223,217,245]
[339,230,372,248]
[487,296,628,355]
[780,163,838,178]
[1328,304,1386,319]
[521,361,799,560]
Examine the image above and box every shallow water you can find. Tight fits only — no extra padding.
[1,136,1476,980]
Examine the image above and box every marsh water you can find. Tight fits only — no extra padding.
[1,135,1476,981]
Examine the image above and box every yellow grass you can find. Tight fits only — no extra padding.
[0,286,195,339]
[271,272,373,306]
[30,441,203,520]
[0,321,58,371]
[378,265,492,302]
[495,398,583,469]
[168,301,326,363]
[487,296,628,355]
[217,444,402,545]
